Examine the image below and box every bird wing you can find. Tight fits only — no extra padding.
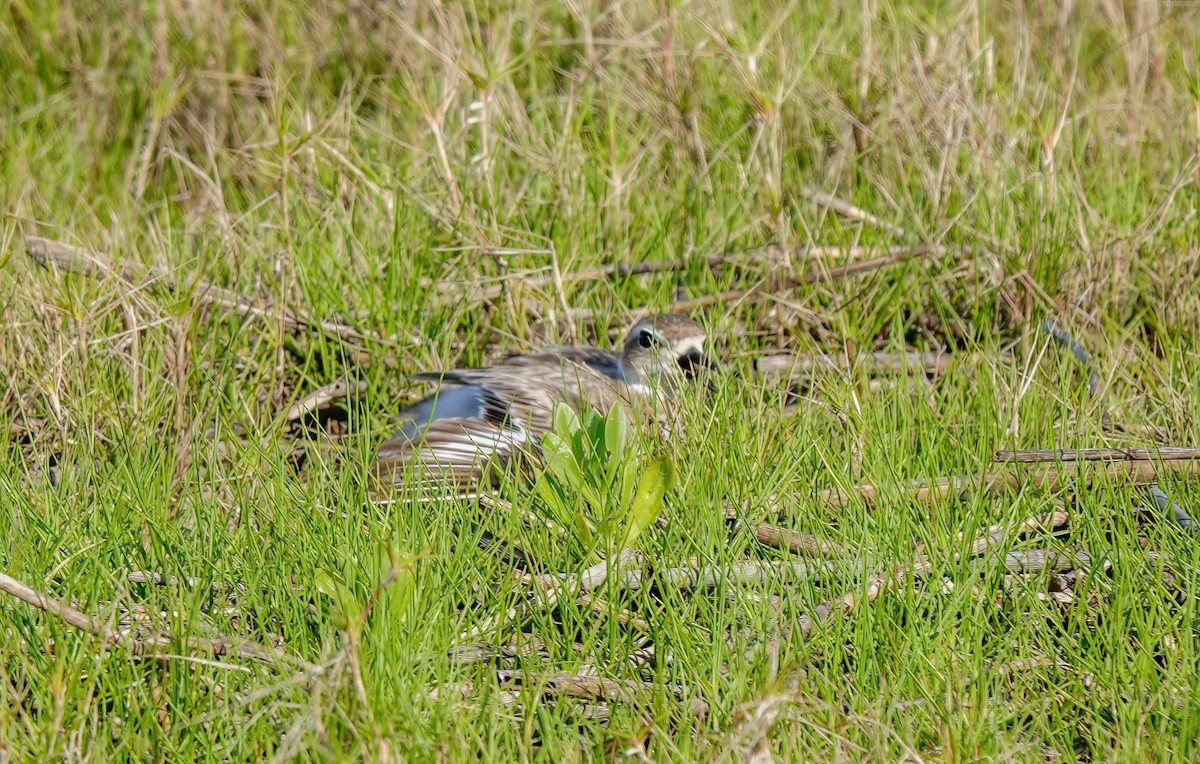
[505,347,625,381]
[415,356,633,430]
[378,351,646,492]
[376,380,533,487]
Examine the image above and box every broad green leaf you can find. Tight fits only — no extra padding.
[573,510,595,550]
[390,564,417,625]
[620,457,676,549]
[551,403,580,439]
[585,408,606,458]
[315,569,361,633]
[604,403,629,474]
[542,432,585,493]
[534,472,572,527]
[617,457,641,514]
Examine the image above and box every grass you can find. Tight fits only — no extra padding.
[2,0,1200,760]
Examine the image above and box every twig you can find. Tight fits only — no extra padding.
[495,670,708,717]
[0,570,115,639]
[0,568,304,668]
[639,559,858,590]
[466,245,945,303]
[756,351,974,377]
[818,459,1200,509]
[126,571,237,593]
[1041,319,1100,397]
[997,549,1096,574]
[994,447,1200,463]
[24,236,391,347]
[444,641,540,666]
[531,549,639,597]
[462,550,638,641]
[572,245,968,320]
[794,512,1061,637]
[1040,318,1196,531]
[800,187,907,237]
[282,379,368,421]
[746,522,850,559]
[659,559,849,591]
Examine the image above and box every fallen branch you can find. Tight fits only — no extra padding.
[464,244,934,304]
[818,459,1200,509]
[794,512,1062,637]
[282,378,368,421]
[126,571,236,592]
[461,550,639,641]
[746,522,851,559]
[1040,319,1196,532]
[572,245,969,320]
[1,568,304,668]
[998,549,1096,574]
[994,447,1200,463]
[1041,319,1099,397]
[756,351,966,377]
[535,554,862,593]
[25,236,389,347]
[0,570,114,639]
[496,670,709,717]
[800,187,908,237]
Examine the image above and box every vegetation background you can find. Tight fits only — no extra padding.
[2,0,1200,760]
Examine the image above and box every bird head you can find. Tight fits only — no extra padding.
[620,313,718,387]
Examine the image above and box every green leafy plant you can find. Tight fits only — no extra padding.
[533,402,676,562]
[315,534,418,640]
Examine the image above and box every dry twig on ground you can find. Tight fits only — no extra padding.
[0,568,304,668]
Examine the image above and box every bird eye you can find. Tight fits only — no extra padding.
[638,329,656,349]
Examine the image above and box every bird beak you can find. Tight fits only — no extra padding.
[678,350,720,382]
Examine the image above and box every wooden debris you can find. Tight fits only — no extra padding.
[496,670,709,717]
[572,245,971,321]
[994,447,1200,463]
[747,522,850,559]
[24,236,391,347]
[283,378,368,421]
[756,351,959,377]
[0,568,301,667]
[818,459,1200,509]
[794,512,1063,637]
[799,186,908,237]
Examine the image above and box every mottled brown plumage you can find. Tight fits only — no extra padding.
[373,313,714,493]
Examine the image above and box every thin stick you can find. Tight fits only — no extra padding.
[538,556,861,593]
[1040,318,1195,531]
[994,447,1200,463]
[25,236,388,347]
[282,379,368,421]
[1041,319,1099,397]
[998,549,1095,574]
[495,669,709,717]
[0,568,304,667]
[0,570,116,639]
[748,523,850,559]
[756,351,970,377]
[800,187,908,238]
[818,459,1200,509]
[470,245,942,303]
[571,244,965,320]
[795,512,1061,636]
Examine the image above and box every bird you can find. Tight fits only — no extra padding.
[373,313,715,492]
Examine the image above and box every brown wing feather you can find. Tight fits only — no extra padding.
[375,351,658,495]
[374,416,529,491]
